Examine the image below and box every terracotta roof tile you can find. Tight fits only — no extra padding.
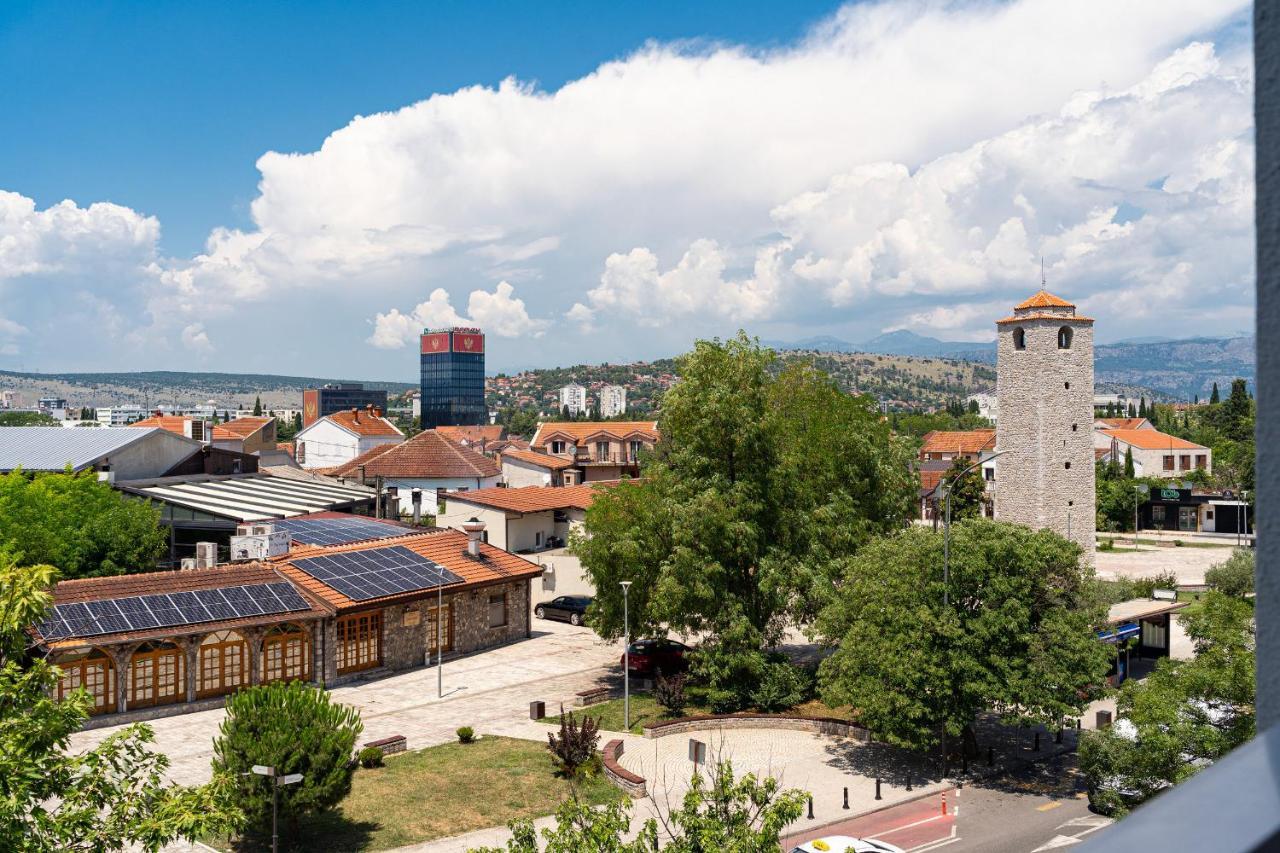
[997,312,1094,324]
[1099,429,1209,451]
[500,448,575,471]
[276,528,542,612]
[1097,418,1150,430]
[340,430,500,479]
[1015,289,1075,309]
[215,417,273,439]
[436,425,505,445]
[918,429,996,457]
[323,410,403,437]
[530,421,659,449]
[447,481,631,513]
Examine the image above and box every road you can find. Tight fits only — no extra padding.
[781,753,1111,853]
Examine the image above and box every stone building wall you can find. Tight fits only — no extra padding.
[995,315,1097,565]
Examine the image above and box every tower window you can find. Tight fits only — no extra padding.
[1058,326,1073,349]
[1064,382,1070,390]
[1012,328,1025,350]
[1072,424,1077,432]
[1065,461,1071,470]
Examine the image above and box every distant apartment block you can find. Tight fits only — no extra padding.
[420,328,486,429]
[96,406,148,427]
[600,385,627,417]
[559,382,588,416]
[302,383,388,427]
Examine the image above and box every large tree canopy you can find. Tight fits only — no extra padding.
[815,519,1111,753]
[574,333,916,648]
[0,471,167,578]
[0,553,240,849]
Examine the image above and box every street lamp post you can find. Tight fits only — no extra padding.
[437,582,444,698]
[620,580,633,731]
[251,765,304,853]
[929,448,1014,779]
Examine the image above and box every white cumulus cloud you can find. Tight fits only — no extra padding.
[369,281,545,349]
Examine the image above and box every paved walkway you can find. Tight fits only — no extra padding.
[74,620,622,786]
[1095,540,1237,585]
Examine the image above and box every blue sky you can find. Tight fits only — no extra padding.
[0,1,1256,379]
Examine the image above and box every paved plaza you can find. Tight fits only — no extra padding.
[1095,539,1238,585]
[73,620,621,786]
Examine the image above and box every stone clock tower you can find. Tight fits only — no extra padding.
[994,289,1096,565]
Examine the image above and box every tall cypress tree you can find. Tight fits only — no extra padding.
[1210,382,1221,404]
[1124,447,1135,478]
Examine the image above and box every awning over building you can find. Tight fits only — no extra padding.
[117,473,375,522]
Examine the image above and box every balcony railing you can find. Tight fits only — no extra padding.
[575,452,641,465]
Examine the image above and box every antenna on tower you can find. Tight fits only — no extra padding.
[1040,257,1046,287]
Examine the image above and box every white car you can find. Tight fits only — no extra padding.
[790,836,905,853]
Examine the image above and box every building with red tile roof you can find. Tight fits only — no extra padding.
[435,424,506,449]
[31,517,541,720]
[917,429,997,461]
[529,421,658,482]
[316,430,502,506]
[1095,417,1153,431]
[500,447,578,487]
[1094,427,1212,479]
[295,406,404,471]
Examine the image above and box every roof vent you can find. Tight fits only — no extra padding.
[461,517,486,557]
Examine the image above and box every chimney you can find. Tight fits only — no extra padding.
[462,517,486,557]
[411,488,423,525]
[351,407,359,423]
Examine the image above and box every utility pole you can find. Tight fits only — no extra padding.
[621,580,633,730]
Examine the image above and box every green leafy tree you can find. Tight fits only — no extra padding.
[816,520,1110,754]
[0,554,240,849]
[574,334,915,705]
[938,456,986,520]
[472,797,659,853]
[1204,548,1254,598]
[0,411,59,426]
[212,681,363,839]
[0,471,167,578]
[1079,592,1255,816]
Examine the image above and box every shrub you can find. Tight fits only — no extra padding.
[1099,538,1115,552]
[1132,571,1178,599]
[654,671,688,716]
[750,660,814,712]
[456,726,476,744]
[1173,539,1184,547]
[357,747,384,769]
[546,707,599,777]
[1205,549,1254,598]
[211,681,363,838]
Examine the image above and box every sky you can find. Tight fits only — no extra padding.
[0,0,1256,379]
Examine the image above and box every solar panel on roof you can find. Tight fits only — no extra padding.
[37,580,312,642]
[270,516,407,546]
[290,544,462,602]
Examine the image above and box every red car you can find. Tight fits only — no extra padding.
[621,638,689,677]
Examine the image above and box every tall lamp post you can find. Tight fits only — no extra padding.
[1134,483,1149,541]
[620,580,633,731]
[929,448,1014,778]
[250,765,304,853]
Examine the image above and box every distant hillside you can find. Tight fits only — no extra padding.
[765,329,994,358]
[0,370,414,411]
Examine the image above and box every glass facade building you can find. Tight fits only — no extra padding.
[419,328,486,429]
[303,384,388,426]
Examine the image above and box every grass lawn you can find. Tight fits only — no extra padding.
[1177,589,1210,618]
[204,736,621,852]
[1098,536,1233,550]
[541,693,854,735]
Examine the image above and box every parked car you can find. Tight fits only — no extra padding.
[534,595,592,625]
[621,638,689,676]
[790,836,904,853]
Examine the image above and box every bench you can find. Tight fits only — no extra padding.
[575,686,612,707]
[364,734,407,756]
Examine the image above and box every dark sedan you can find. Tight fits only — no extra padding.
[534,595,592,626]
[622,638,689,676]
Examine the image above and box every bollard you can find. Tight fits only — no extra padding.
[1055,728,1063,744]
[875,778,882,801]
[843,787,849,809]
[941,790,947,816]
[1076,718,1082,730]
[807,795,814,820]
[906,775,913,792]
[988,746,994,767]
[1034,731,1041,752]
[961,751,968,774]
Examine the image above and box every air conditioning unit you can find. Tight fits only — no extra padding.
[195,542,218,569]
[180,557,197,570]
[229,526,290,561]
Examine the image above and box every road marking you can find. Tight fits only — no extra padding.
[870,812,949,838]
[907,822,959,852]
[1032,834,1084,851]
[1036,801,1064,812]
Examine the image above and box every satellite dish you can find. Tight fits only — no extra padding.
[1138,484,1150,495]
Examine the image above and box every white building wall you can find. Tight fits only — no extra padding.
[437,502,512,548]
[559,384,587,416]
[385,475,501,512]
[502,457,557,488]
[600,386,627,418]
[295,421,361,469]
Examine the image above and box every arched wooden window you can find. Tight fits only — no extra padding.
[1058,326,1073,349]
[261,623,311,684]
[1013,327,1026,350]
[54,647,116,715]
[128,641,184,709]
[335,611,382,675]
[197,630,248,698]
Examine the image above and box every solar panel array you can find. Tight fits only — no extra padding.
[270,516,407,546]
[39,582,310,641]
[290,545,462,602]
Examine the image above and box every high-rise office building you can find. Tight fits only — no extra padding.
[302,383,388,427]
[420,327,486,429]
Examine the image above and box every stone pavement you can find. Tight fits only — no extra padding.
[1095,540,1237,585]
[74,620,622,786]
